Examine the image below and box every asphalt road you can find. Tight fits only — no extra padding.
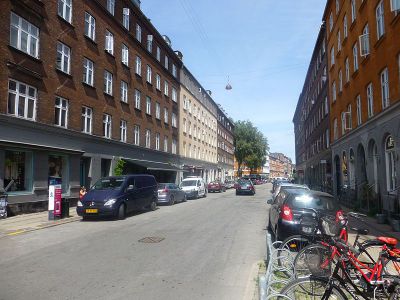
[0,184,271,300]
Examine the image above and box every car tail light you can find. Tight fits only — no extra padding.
[280,205,293,221]
[160,188,169,194]
[336,210,344,222]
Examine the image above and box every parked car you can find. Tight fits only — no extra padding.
[180,177,207,199]
[271,183,310,202]
[157,183,187,205]
[267,189,341,241]
[272,179,290,193]
[225,180,235,189]
[235,179,256,195]
[77,175,158,220]
[208,181,226,193]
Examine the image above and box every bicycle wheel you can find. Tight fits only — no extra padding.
[280,276,347,300]
[294,243,332,278]
[358,244,400,276]
[278,235,310,270]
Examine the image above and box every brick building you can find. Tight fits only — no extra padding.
[323,0,400,213]
[179,65,218,182]
[0,0,182,212]
[293,24,332,193]
[269,152,293,179]
[217,106,234,181]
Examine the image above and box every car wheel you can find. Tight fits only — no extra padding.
[149,200,157,211]
[169,195,175,206]
[203,190,207,198]
[117,203,126,220]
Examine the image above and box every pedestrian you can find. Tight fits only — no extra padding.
[79,186,87,200]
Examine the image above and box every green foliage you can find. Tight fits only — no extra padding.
[234,120,269,174]
[114,159,126,176]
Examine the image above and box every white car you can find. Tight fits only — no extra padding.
[180,177,207,199]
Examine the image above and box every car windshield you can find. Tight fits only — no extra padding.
[181,180,197,187]
[290,195,339,211]
[92,177,125,190]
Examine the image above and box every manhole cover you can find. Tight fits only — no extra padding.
[138,237,165,243]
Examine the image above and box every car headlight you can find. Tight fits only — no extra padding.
[77,200,83,207]
[104,199,117,207]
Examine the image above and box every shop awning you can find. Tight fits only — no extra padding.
[122,158,185,172]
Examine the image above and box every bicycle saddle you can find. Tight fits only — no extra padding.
[377,236,398,246]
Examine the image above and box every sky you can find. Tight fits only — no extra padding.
[141,0,327,162]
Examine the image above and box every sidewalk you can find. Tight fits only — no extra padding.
[0,207,81,238]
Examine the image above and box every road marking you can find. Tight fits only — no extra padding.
[7,230,26,236]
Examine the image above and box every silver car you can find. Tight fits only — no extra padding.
[157,183,187,205]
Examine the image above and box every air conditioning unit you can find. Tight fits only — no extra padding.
[391,0,400,12]
[359,34,370,57]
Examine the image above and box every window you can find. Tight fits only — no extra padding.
[165,55,169,69]
[122,44,129,66]
[343,15,348,38]
[136,24,142,42]
[10,13,39,58]
[360,24,370,57]
[146,65,152,83]
[325,129,330,148]
[104,71,113,95]
[58,0,72,23]
[164,81,169,96]
[105,30,114,55]
[324,97,329,115]
[145,129,151,148]
[353,43,359,72]
[55,96,68,128]
[351,0,356,23]
[376,1,385,39]
[164,136,168,152]
[333,118,338,140]
[81,106,92,134]
[134,125,140,145]
[122,8,130,30]
[156,74,161,90]
[155,102,160,119]
[337,31,341,52]
[329,12,333,32]
[56,42,71,74]
[183,118,187,132]
[332,81,336,102]
[345,57,350,83]
[134,89,141,109]
[172,139,177,154]
[84,12,95,40]
[385,136,397,192]
[146,96,151,115]
[164,108,168,124]
[83,58,94,86]
[147,35,153,52]
[120,120,127,143]
[155,133,160,150]
[172,64,177,77]
[338,70,343,92]
[172,112,177,127]
[103,114,112,139]
[172,87,177,102]
[367,83,374,118]
[381,67,390,109]
[135,56,142,76]
[330,47,335,66]
[120,81,128,103]
[8,79,36,120]
[156,46,161,61]
[336,0,340,14]
[4,150,33,193]
[356,95,362,125]
[107,0,115,15]
[341,112,347,135]
[347,104,352,130]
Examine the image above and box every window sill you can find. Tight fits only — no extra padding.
[361,55,370,66]
[342,36,348,46]
[145,112,152,116]
[82,82,95,89]
[344,81,350,88]
[121,63,130,69]
[359,0,367,12]
[336,50,341,58]
[390,13,400,27]
[135,73,142,78]
[120,100,129,105]
[374,35,386,50]
[57,15,74,29]
[56,68,73,78]
[8,46,41,62]
[84,35,97,45]
[351,69,359,79]
[103,92,114,98]
[134,107,141,111]
[146,81,153,86]
[105,50,115,58]
[349,20,356,32]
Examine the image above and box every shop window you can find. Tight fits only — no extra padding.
[4,150,33,192]
[101,159,111,178]
[48,155,69,194]
[385,136,397,192]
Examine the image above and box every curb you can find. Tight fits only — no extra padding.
[1,216,81,238]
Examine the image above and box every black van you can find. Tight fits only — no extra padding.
[77,174,158,220]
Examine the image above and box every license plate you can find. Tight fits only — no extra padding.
[85,209,98,214]
[302,226,313,233]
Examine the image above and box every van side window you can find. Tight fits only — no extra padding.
[135,177,144,189]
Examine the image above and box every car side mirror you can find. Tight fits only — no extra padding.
[127,185,135,191]
[267,199,273,205]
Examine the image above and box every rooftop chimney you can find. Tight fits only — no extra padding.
[131,0,141,8]
[174,50,183,61]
